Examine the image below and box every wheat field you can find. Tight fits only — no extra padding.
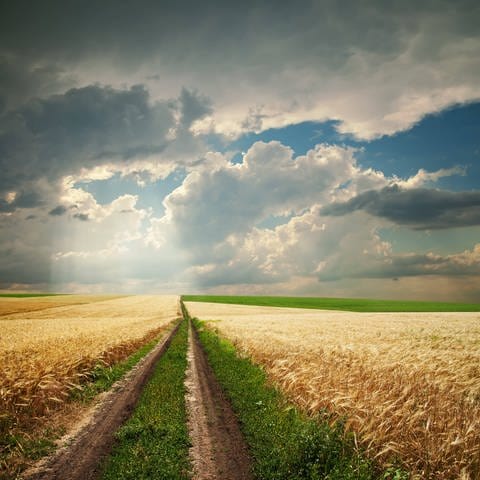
[0,295,179,434]
[186,301,480,479]
[0,295,124,317]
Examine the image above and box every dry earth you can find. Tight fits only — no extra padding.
[185,321,252,480]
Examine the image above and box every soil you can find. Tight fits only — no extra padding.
[185,321,253,480]
[21,321,181,480]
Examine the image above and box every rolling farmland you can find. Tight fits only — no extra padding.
[3,293,479,479]
[185,301,480,479]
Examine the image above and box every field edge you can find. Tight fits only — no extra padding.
[182,294,480,312]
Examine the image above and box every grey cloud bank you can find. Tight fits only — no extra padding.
[321,185,480,229]
[48,205,68,216]
[0,0,479,300]
[0,84,211,211]
[1,1,479,137]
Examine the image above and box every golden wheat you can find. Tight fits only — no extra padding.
[0,294,124,317]
[186,301,480,479]
[0,295,179,433]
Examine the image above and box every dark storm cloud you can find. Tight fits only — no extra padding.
[0,259,50,284]
[0,55,72,111]
[12,191,45,209]
[0,239,51,284]
[0,200,14,214]
[178,88,213,128]
[0,0,267,107]
[321,185,480,229]
[15,85,169,143]
[0,78,214,316]
[2,0,475,58]
[73,213,89,221]
[0,83,211,211]
[0,190,44,212]
[49,205,68,216]
[317,249,480,281]
[1,0,478,110]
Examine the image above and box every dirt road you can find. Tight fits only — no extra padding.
[22,308,252,480]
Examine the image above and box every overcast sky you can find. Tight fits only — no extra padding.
[1,0,479,300]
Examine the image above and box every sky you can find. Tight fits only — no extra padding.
[1,0,479,301]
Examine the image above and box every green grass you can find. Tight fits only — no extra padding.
[192,317,386,479]
[100,320,190,480]
[183,295,480,312]
[0,432,58,467]
[0,293,66,298]
[0,430,63,480]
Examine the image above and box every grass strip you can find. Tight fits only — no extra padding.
[183,294,480,312]
[0,434,58,480]
[192,318,408,480]
[100,319,190,480]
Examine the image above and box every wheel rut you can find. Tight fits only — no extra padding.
[185,320,253,480]
[21,314,252,480]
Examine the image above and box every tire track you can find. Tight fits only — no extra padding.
[185,320,252,480]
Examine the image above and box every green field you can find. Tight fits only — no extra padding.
[182,295,480,312]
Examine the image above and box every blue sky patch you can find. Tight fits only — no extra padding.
[229,102,480,190]
[75,171,186,215]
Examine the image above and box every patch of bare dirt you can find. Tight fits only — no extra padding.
[185,321,252,480]
[21,321,181,480]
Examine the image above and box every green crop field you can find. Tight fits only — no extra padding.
[182,295,480,312]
